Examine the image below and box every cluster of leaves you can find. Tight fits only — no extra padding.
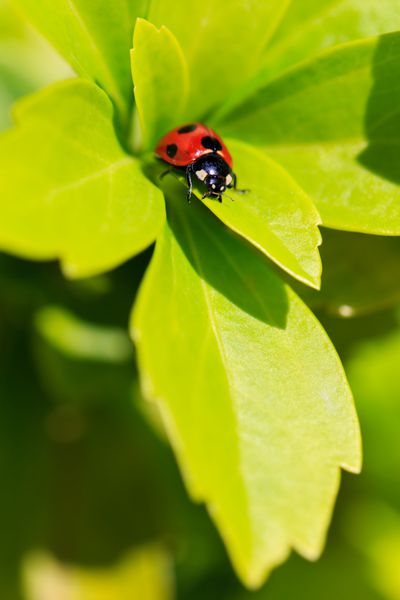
[1,0,400,591]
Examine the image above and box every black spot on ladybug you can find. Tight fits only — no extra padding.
[178,124,197,134]
[166,143,178,158]
[201,136,222,152]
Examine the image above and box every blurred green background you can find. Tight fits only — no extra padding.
[1,1,400,597]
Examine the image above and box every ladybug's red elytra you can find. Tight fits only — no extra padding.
[155,123,248,202]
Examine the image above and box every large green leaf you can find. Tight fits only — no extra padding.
[0,79,165,278]
[132,181,361,588]
[263,0,400,81]
[147,0,290,119]
[11,0,148,126]
[216,0,400,120]
[217,34,400,234]
[298,229,400,317]
[200,139,322,289]
[131,18,188,149]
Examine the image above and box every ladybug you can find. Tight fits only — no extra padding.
[155,123,247,202]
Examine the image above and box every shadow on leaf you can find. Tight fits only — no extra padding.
[359,33,400,184]
[163,180,289,330]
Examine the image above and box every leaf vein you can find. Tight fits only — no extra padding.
[46,156,132,203]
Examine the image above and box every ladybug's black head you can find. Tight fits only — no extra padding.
[193,153,233,197]
[206,174,227,194]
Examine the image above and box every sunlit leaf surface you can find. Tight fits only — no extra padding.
[12,0,149,125]
[148,0,290,119]
[218,34,400,234]
[0,79,165,278]
[200,139,321,289]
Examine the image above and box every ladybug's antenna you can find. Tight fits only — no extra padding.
[202,191,235,203]
[223,193,235,202]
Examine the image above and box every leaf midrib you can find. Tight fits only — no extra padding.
[182,211,331,558]
[233,41,400,133]
[208,201,318,285]
[242,61,372,124]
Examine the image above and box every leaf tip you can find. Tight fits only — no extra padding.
[307,274,322,291]
[134,16,149,31]
[341,436,363,475]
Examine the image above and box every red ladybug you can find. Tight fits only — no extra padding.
[155,123,247,202]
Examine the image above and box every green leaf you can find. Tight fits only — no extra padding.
[217,34,400,234]
[216,0,400,120]
[35,305,133,363]
[23,546,174,600]
[147,0,291,119]
[262,0,400,84]
[298,229,400,317]
[131,18,189,149]
[132,181,361,589]
[200,139,322,289]
[33,305,135,406]
[0,79,165,278]
[11,0,148,126]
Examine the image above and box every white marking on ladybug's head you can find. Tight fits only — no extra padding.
[226,174,233,185]
[196,169,207,181]
[212,183,216,189]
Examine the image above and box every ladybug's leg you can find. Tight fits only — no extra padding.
[186,164,194,202]
[231,172,249,194]
[159,167,173,180]
[202,191,223,203]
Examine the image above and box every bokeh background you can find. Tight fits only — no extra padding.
[1,1,400,597]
